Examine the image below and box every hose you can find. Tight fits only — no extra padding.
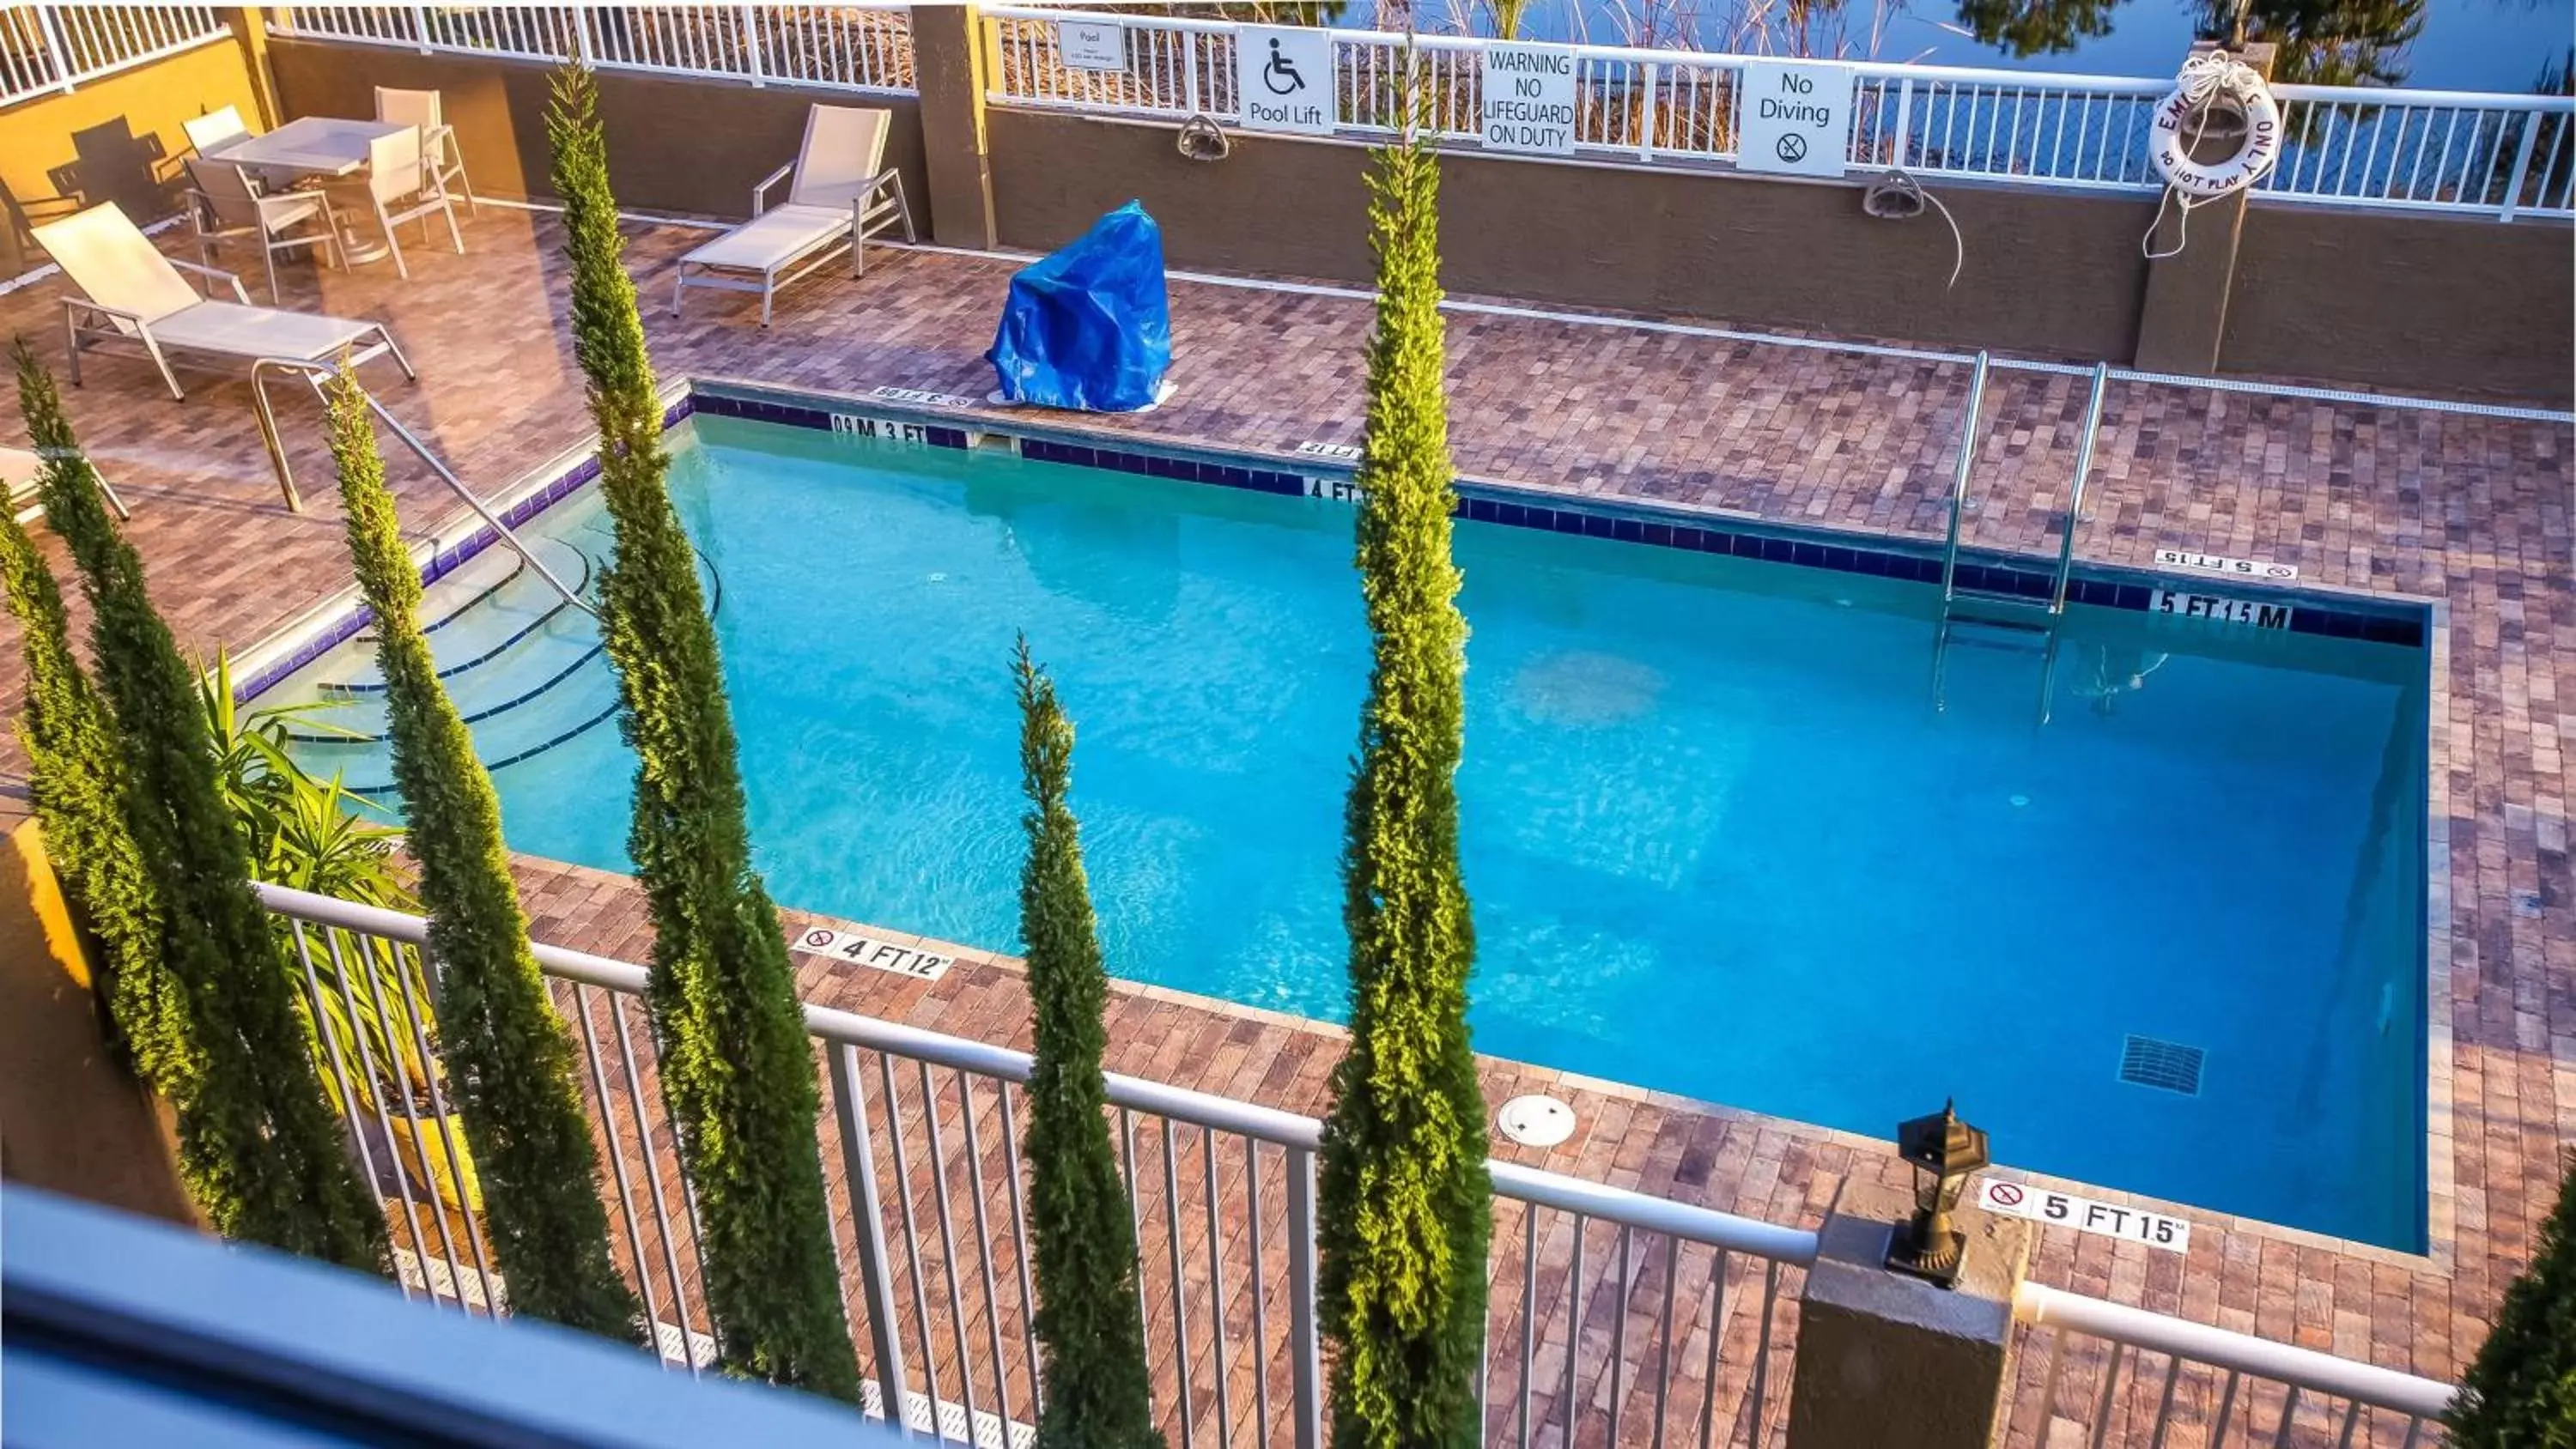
[1862,170,1965,290]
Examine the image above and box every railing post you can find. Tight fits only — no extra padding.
[408,3,431,54]
[1182,27,1200,115]
[738,3,764,86]
[569,1,593,69]
[32,3,75,93]
[2499,109,2541,221]
[830,1046,915,1438]
[1637,60,1657,161]
[1285,1144,1324,1449]
[1891,76,1915,167]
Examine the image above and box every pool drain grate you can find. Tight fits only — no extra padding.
[2118,1036,2205,1096]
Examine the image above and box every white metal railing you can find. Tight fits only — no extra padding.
[981,6,2576,220]
[254,882,2458,1446]
[0,3,232,108]
[2012,1282,2455,1446]
[274,3,915,94]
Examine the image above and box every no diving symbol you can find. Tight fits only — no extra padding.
[1775,132,1808,164]
[1987,1181,2024,1207]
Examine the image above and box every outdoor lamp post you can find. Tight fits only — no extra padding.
[1886,1099,1989,1288]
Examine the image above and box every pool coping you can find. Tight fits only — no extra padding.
[232,372,2458,1275]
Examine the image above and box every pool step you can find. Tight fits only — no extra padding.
[311,536,596,697]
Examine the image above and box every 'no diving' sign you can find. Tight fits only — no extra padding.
[1736,60,1854,179]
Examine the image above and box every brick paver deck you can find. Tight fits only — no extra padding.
[0,205,2564,1447]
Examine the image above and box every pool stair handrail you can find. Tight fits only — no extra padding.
[252,878,2462,1449]
[248,356,595,619]
[1940,355,2108,622]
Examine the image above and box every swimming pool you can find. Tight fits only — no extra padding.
[271,409,2431,1251]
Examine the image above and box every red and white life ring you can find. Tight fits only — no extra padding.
[2148,52,2282,200]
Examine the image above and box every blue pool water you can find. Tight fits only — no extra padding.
[283,415,2429,1249]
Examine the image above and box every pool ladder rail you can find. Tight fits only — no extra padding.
[1932,355,2111,727]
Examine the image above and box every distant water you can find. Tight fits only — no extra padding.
[1352,0,2572,94]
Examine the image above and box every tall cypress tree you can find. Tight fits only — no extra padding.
[0,349,197,1195]
[544,68,858,1399]
[325,367,641,1339]
[2452,1151,2576,1446]
[14,342,384,1269]
[1012,639,1160,1449]
[1313,81,1492,1449]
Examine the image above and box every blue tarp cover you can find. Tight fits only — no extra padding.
[986,201,1171,413]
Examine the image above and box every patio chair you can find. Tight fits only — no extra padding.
[185,158,341,303]
[31,203,414,403]
[3,445,130,524]
[326,126,462,282]
[671,104,914,326]
[374,87,476,216]
[181,105,249,159]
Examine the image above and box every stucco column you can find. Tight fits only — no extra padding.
[231,8,284,130]
[908,2,998,250]
[2132,41,2277,376]
[1785,1179,2032,1449]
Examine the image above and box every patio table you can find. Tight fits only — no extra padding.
[216,117,411,264]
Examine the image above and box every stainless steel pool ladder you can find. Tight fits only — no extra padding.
[1932,355,2111,724]
[249,357,595,619]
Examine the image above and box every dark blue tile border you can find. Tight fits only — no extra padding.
[242,379,2429,704]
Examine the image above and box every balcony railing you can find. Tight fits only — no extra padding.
[0,3,232,108]
[981,4,2576,221]
[256,882,2456,1446]
[274,3,917,94]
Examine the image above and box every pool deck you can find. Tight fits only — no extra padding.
[0,204,2565,1443]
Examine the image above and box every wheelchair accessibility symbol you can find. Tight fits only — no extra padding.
[1775,132,1808,164]
[1261,37,1308,95]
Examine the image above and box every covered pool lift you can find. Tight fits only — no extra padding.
[985,201,1173,414]
[1929,355,2111,728]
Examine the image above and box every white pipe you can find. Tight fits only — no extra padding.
[2014,1282,2457,1420]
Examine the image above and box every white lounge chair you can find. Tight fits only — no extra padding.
[671,104,914,326]
[32,203,413,403]
[3,445,130,524]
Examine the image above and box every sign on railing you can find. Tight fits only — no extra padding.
[981,3,2576,221]
[275,3,917,95]
[0,3,233,109]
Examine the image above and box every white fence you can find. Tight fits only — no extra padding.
[982,5,2576,221]
[258,882,2458,1448]
[0,3,232,108]
[275,3,915,94]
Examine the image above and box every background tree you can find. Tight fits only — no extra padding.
[1314,83,1492,1449]
[2451,1151,2575,1446]
[13,342,382,1269]
[1012,639,1161,1449]
[325,367,641,1340]
[545,67,858,1399]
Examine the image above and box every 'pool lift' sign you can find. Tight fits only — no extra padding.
[1735,59,1855,179]
[1481,42,1578,155]
[1236,26,1335,136]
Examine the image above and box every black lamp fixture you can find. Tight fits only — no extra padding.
[1886,1099,1989,1288]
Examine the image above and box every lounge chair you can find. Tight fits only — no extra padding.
[32,203,413,403]
[3,445,130,524]
[671,104,914,326]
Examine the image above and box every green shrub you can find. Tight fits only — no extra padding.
[12,340,384,1270]
[1012,639,1161,1449]
[2452,1150,2576,1447]
[545,67,859,1398]
[1313,83,1492,1449]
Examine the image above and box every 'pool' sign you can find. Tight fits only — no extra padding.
[1482,43,1577,155]
[1976,1178,2192,1255]
[1736,60,1854,179]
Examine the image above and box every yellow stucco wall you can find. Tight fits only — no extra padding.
[0,820,198,1226]
[0,29,264,276]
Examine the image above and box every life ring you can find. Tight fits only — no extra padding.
[2148,53,2281,200]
